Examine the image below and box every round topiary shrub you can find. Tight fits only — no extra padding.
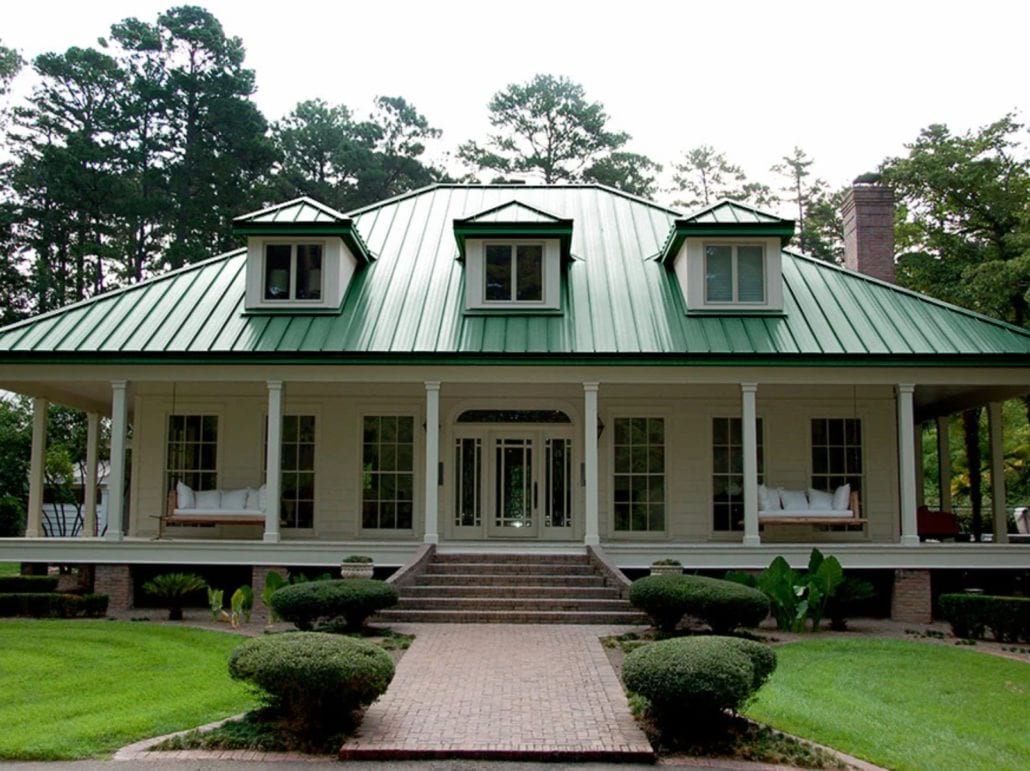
[629,574,769,634]
[270,578,398,631]
[622,636,776,723]
[228,632,394,734]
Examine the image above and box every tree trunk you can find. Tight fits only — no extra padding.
[962,408,983,541]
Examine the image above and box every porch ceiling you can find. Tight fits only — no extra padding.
[915,384,1030,420]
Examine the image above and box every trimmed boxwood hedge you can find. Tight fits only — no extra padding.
[629,574,769,633]
[0,575,59,593]
[0,592,109,618]
[269,578,398,631]
[622,636,776,723]
[939,593,1030,643]
[228,632,395,734]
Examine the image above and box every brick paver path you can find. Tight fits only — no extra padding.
[340,624,654,761]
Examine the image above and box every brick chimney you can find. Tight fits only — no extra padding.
[841,182,895,283]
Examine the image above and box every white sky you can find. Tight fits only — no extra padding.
[3,0,1028,208]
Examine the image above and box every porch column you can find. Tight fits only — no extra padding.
[423,381,440,545]
[263,380,283,544]
[988,401,1008,544]
[896,384,919,546]
[583,382,600,545]
[83,412,100,537]
[936,415,952,513]
[741,383,760,546]
[105,381,128,542]
[25,397,48,538]
[914,422,925,509]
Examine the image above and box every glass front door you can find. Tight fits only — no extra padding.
[491,435,536,536]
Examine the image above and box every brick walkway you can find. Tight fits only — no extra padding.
[340,624,654,762]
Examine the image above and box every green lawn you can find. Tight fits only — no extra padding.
[0,562,20,576]
[0,620,254,759]
[747,639,1030,771]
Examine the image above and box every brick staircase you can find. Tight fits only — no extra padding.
[378,551,646,624]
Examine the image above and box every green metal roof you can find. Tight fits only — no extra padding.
[659,200,796,263]
[1,184,1028,365]
[453,200,574,260]
[232,196,373,263]
[234,196,348,224]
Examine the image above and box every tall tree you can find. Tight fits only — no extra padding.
[672,145,775,210]
[0,41,27,323]
[458,74,656,191]
[354,95,443,204]
[772,146,826,254]
[802,186,846,263]
[582,151,661,198]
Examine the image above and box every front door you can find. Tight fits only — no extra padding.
[489,432,537,537]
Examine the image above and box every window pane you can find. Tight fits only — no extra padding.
[737,245,765,302]
[705,245,733,303]
[515,244,543,301]
[295,244,322,300]
[362,416,414,530]
[264,244,292,300]
[613,416,664,532]
[485,244,512,301]
[167,414,218,492]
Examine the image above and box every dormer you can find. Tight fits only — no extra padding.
[659,200,794,314]
[454,201,572,312]
[233,197,372,312]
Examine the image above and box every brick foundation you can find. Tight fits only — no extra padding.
[251,566,288,622]
[94,564,133,611]
[890,568,932,624]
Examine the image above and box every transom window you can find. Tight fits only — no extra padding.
[362,416,415,530]
[811,418,863,495]
[704,244,765,304]
[264,243,323,301]
[166,414,217,491]
[613,417,665,532]
[712,417,764,532]
[484,243,543,302]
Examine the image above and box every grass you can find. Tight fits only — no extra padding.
[746,639,1030,771]
[0,562,20,576]
[0,620,254,760]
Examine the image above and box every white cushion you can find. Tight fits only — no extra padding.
[176,481,195,510]
[761,508,853,519]
[257,484,268,512]
[832,484,851,511]
[194,489,221,509]
[244,487,260,511]
[808,488,835,510]
[779,488,808,511]
[221,488,248,511]
[758,484,781,512]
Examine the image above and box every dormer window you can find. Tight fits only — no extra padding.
[485,243,543,302]
[264,243,324,301]
[704,244,765,304]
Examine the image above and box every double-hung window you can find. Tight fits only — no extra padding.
[613,417,665,532]
[264,243,323,301]
[704,244,765,304]
[484,243,544,302]
[262,415,317,528]
[712,417,764,532]
[362,416,415,530]
[811,418,862,495]
[166,415,217,491]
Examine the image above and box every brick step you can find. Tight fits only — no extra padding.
[377,608,648,625]
[432,552,588,564]
[395,596,635,612]
[425,562,595,576]
[401,584,621,600]
[417,573,608,587]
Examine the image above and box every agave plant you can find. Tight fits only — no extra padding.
[143,573,207,620]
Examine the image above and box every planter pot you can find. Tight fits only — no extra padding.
[650,564,682,577]
[340,563,374,579]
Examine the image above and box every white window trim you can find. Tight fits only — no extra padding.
[464,238,561,311]
[609,414,669,536]
[356,409,421,536]
[262,240,326,304]
[674,236,783,312]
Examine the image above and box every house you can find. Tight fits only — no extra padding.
[0,183,1026,622]
[40,460,110,537]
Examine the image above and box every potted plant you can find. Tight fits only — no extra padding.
[650,558,683,577]
[143,572,207,620]
[340,555,374,579]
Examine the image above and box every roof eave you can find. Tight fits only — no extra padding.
[452,222,574,260]
[659,221,796,264]
[233,222,373,263]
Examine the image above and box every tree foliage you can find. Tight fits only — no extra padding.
[672,145,775,210]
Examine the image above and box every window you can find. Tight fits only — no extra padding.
[613,417,665,532]
[263,243,323,301]
[484,243,543,302]
[362,416,415,529]
[454,437,482,527]
[545,437,572,528]
[280,416,315,528]
[166,415,217,491]
[811,418,862,495]
[704,244,765,303]
[712,417,764,532]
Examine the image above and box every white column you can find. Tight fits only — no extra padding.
[105,382,128,542]
[83,412,100,537]
[936,415,952,513]
[583,382,600,545]
[741,383,760,546]
[25,397,48,538]
[914,421,925,509]
[263,381,283,543]
[896,384,919,546]
[988,401,1008,544]
[423,382,440,544]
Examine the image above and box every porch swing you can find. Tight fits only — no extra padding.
[157,383,267,536]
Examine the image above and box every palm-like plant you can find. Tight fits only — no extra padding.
[143,573,207,620]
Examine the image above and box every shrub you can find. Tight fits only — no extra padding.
[341,555,373,563]
[228,632,394,735]
[939,593,1030,643]
[261,570,287,622]
[0,574,59,593]
[652,559,682,566]
[0,494,26,537]
[728,549,844,632]
[629,574,769,634]
[622,636,776,724]
[0,591,109,618]
[143,572,208,620]
[828,576,875,631]
[81,593,109,617]
[270,579,398,632]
